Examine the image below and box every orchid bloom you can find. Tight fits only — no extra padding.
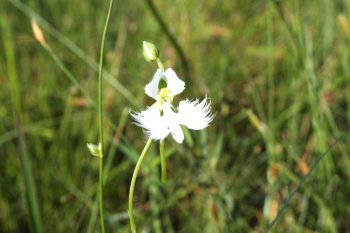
[131,68,214,143]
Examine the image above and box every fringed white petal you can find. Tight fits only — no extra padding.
[135,67,213,143]
[178,98,214,130]
[130,106,169,140]
[144,69,163,100]
[164,68,185,96]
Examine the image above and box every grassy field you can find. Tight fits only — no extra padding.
[1,0,350,232]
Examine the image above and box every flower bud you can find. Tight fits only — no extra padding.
[87,143,102,157]
[143,41,159,62]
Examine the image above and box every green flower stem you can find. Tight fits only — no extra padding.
[129,138,153,233]
[160,139,166,183]
[156,58,164,71]
[97,0,114,232]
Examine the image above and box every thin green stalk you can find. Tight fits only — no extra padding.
[1,10,42,233]
[97,0,114,232]
[129,138,153,233]
[156,58,165,71]
[16,117,42,233]
[159,139,166,183]
[1,13,21,113]
[43,40,105,232]
[98,154,105,233]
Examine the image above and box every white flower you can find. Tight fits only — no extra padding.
[145,68,185,100]
[131,68,214,143]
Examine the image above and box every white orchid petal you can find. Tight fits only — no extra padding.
[130,106,169,140]
[133,65,213,143]
[163,103,184,143]
[178,98,214,130]
[164,68,185,96]
[170,123,184,143]
[145,69,163,100]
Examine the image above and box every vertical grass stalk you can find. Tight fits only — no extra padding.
[160,139,166,183]
[15,118,42,233]
[129,138,153,233]
[1,10,42,233]
[97,0,114,232]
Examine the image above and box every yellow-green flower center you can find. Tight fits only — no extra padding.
[157,88,173,105]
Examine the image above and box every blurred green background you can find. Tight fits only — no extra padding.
[1,0,350,232]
